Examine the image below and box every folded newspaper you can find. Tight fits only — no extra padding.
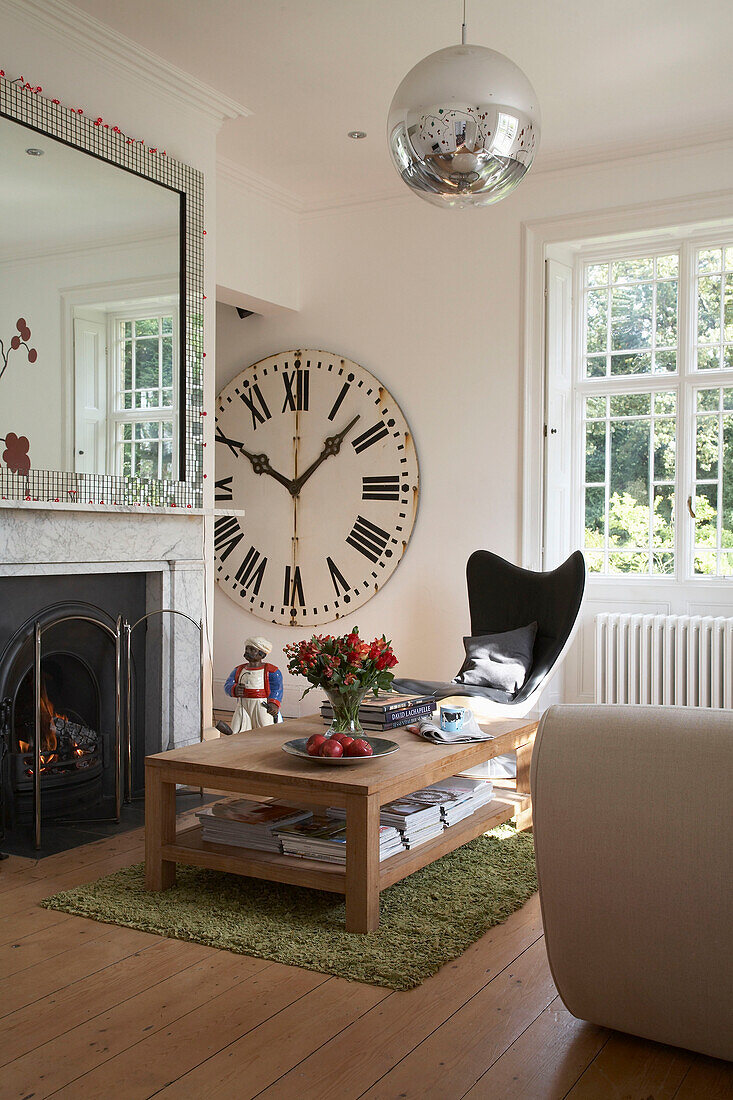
[411,713,495,744]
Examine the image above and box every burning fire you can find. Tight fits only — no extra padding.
[18,678,91,775]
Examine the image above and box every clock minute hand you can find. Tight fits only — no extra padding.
[240,448,295,494]
[292,414,361,496]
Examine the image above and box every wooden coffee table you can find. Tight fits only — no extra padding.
[145,715,538,933]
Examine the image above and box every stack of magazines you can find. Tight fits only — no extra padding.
[408,777,494,826]
[319,691,435,732]
[197,799,312,851]
[276,815,403,864]
[331,798,444,849]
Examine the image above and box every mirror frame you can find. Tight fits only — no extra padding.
[0,76,204,509]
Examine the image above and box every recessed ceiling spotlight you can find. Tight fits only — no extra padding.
[25,147,44,156]
[347,130,367,140]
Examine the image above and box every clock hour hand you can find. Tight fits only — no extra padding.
[291,414,361,497]
[240,448,295,494]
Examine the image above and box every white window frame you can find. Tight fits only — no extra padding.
[571,229,733,583]
[107,299,180,481]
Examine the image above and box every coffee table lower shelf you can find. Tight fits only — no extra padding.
[161,790,530,900]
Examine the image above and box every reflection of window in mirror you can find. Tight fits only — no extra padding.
[72,293,179,480]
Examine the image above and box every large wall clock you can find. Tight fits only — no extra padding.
[214,350,419,626]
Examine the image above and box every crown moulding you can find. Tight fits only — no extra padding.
[0,0,252,125]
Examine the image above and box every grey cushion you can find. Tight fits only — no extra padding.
[453,622,537,694]
[391,678,514,705]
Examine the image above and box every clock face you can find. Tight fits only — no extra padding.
[214,350,419,626]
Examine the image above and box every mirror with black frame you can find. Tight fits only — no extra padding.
[0,78,203,508]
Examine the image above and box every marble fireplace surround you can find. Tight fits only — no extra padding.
[1,507,205,753]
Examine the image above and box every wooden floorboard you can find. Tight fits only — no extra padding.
[1,818,730,1100]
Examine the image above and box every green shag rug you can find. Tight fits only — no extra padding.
[41,827,536,990]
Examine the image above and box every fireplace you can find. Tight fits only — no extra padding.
[9,652,104,823]
[0,573,153,851]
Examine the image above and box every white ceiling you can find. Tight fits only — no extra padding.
[70,0,733,209]
[0,114,179,256]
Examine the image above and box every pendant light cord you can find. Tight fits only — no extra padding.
[461,0,467,44]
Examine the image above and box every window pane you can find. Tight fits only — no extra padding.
[697,276,721,342]
[609,421,649,548]
[697,347,720,371]
[698,248,722,273]
[135,339,160,389]
[161,337,173,387]
[725,274,733,341]
[123,342,132,390]
[585,485,605,547]
[654,391,676,415]
[611,283,653,350]
[654,350,676,373]
[656,280,677,347]
[656,254,678,278]
[609,551,648,573]
[610,393,650,417]
[585,421,606,482]
[612,257,653,282]
[585,551,604,573]
[694,550,717,574]
[694,486,717,545]
[161,440,173,480]
[696,416,718,479]
[585,263,608,286]
[135,317,159,337]
[610,352,651,376]
[585,290,608,353]
[698,388,719,412]
[654,418,675,481]
[586,395,607,419]
[161,315,173,334]
[653,486,674,545]
[585,355,606,378]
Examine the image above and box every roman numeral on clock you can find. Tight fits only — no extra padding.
[235,545,267,594]
[214,515,244,562]
[352,420,389,454]
[326,556,350,596]
[214,476,233,501]
[327,382,350,422]
[283,564,305,606]
[282,369,309,412]
[215,424,243,456]
[346,516,390,563]
[362,474,400,501]
[240,384,272,430]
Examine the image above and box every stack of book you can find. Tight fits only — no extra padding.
[407,776,495,827]
[276,815,404,864]
[197,799,312,852]
[319,691,436,732]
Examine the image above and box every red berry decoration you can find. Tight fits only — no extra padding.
[320,739,344,758]
[306,734,326,756]
[27,348,37,363]
[10,336,20,350]
[16,318,26,331]
[345,738,373,757]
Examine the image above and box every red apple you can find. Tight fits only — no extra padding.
[345,738,373,757]
[330,733,354,747]
[320,739,344,758]
[338,735,355,752]
[306,734,326,756]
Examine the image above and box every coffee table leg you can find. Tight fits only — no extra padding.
[345,793,380,933]
[515,738,534,832]
[145,763,177,890]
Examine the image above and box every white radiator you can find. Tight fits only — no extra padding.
[595,613,733,709]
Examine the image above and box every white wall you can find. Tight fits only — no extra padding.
[214,139,733,710]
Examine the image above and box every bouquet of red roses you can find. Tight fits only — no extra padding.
[284,627,398,698]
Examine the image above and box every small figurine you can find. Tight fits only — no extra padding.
[224,637,283,732]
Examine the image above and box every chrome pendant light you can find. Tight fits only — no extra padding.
[387,2,540,208]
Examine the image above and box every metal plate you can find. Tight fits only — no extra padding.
[281,736,400,765]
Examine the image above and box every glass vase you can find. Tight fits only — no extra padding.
[322,684,372,738]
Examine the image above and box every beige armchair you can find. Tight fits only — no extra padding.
[531,703,733,1062]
